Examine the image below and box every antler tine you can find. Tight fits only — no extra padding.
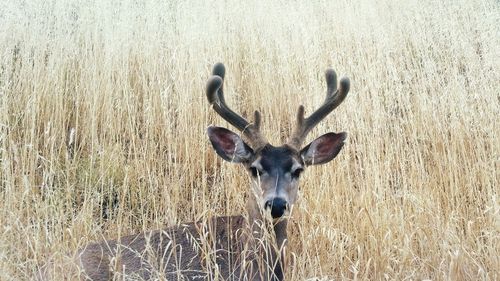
[206,63,268,149]
[288,68,350,149]
[211,62,226,103]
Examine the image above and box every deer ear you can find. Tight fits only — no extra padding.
[300,132,347,166]
[207,126,254,163]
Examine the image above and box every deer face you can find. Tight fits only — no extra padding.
[208,126,346,218]
[247,145,302,218]
[206,62,350,219]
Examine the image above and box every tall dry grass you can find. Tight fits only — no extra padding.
[0,0,499,280]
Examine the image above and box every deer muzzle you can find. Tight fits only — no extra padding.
[265,198,288,218]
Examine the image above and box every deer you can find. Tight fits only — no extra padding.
[73,63,350,281]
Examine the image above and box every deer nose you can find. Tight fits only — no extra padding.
[265,198,288,218]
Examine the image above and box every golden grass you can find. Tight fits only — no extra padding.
[0,0,498,280]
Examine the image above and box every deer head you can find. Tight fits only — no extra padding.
[206,63,350,219]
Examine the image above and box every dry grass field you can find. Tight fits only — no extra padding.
[0,0,499,280]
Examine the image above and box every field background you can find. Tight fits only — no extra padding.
[0,0,499,280]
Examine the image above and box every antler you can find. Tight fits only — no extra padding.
[287,69,350,149]
[206,63,268,150]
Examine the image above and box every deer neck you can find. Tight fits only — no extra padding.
[273,219,288,249]
[245,193,287,280]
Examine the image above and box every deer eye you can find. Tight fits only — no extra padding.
[250,167,263,178]
[291,168,304,179]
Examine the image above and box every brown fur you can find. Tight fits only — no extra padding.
[76,216,284,280]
